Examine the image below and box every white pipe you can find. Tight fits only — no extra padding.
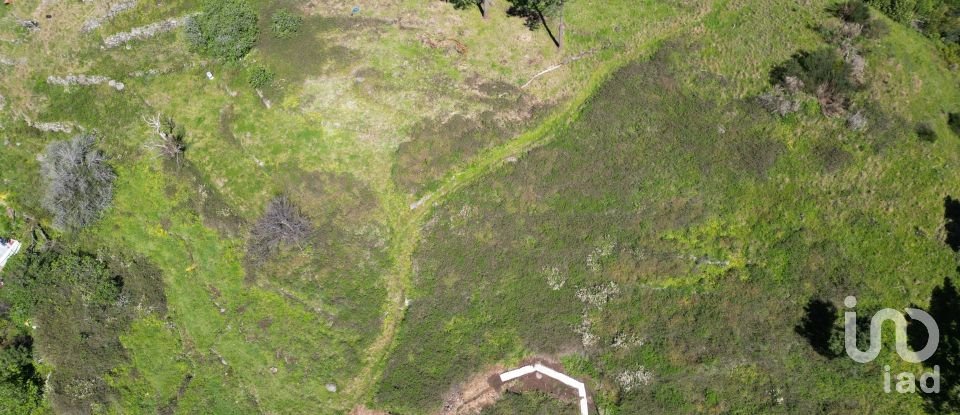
[0,239,20,269]
[498,363,589,415]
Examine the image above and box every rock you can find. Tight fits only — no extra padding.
[30,121,73,133]
[82,0,137,33]
[47,74,125,91]
[19,20,39,30]
[325,383,337,393]
[269,367,278,374]
[103,16,190,48]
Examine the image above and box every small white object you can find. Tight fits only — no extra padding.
[206,71,214,80]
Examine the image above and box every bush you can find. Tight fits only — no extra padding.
[949,113,960,136]
[0,317,42,414]
[772,49,857,116]
[834,1,872,24]
[271,9,302,39]
[185,0,258,61]
[40,134,116,231]
[774,49,856,94]
[917,121,938,142]
[248,65,275,89]
[861,18,890,38]
[247,196,311,264]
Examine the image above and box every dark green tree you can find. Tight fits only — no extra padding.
[909,277,960,412]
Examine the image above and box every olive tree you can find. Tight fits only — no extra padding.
[40,134,116,231]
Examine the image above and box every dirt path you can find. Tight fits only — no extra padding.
[343,9,712,410]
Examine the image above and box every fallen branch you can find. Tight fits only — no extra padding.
[521,47,600,89]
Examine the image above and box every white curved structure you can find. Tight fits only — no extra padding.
[499,362,589,415]
[0,239,20,269]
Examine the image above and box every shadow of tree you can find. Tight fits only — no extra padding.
[505,1,560,47]
[795,298,842,359]
[909,276,960,413]
[944,197,960,251]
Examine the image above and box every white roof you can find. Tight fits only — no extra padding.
[0,239,21,269]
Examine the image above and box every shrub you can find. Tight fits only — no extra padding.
[772,49,857,116]
[866,0,916,23]
[0,317,42,414]
[917,121,938,142]
[270,9,302,39]
[3,249,166,413]
[757,86,801,117]
[949,112,960,136]
[774,49,856,94]
[834,1,872,24]
[40,134,116,231]
[248,65,275,89]
[861,17,890,38]
[247,196,311,264]
[185,0,258,61]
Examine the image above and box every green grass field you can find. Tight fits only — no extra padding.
[1,0,959,413]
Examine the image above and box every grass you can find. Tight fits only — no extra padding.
[373,1,960,414]
[2,0,960,413]
[480,391,579,414]
[2,0,691,412]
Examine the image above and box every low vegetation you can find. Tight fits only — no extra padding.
[269,9,302,39]
[247,65,275,89]
[480,391,578,414]
[1,248,165,414]
[0,314,43,414]
[378,1,960,413]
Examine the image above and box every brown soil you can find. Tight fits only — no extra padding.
[438,364,506,415]
[436,356,595,415]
